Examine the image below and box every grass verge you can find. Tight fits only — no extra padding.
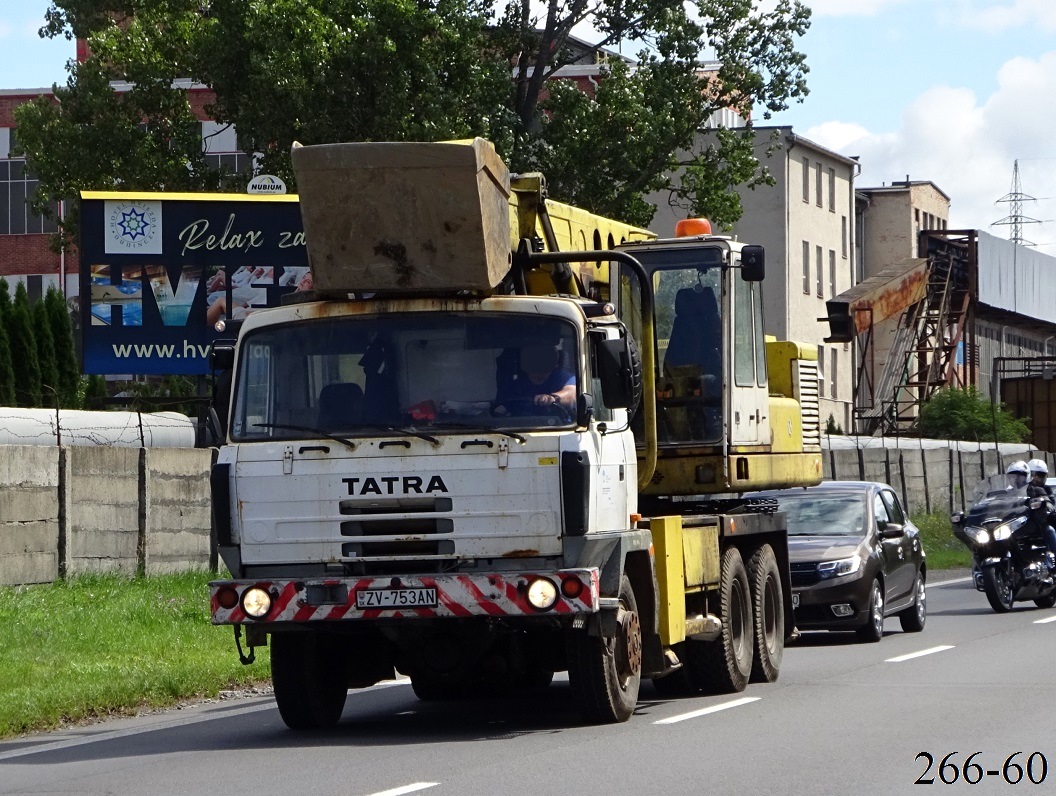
[0,570,270,740]
[912,511,973,571]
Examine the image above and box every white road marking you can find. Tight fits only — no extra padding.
[0,679,411,762]
[366,784,439,796]
[928,576,973,587]
[886,645,955,663]
[653,696,760,725]
[1033,614,1056,624]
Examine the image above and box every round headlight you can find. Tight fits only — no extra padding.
[526,578,558,610]
[972,528,990,545]
[241,586,273,618]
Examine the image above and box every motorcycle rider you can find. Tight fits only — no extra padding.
[1025,458,1056,577]
[1007,460,1029,490]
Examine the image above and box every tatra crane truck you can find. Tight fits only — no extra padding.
[207,138,823,728]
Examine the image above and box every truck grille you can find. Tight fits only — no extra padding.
[339,496,456,572]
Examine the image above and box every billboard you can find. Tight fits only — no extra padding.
[79,192,310,375]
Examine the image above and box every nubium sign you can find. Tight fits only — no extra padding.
[79,192,311,375]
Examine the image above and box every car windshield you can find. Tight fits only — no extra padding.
[230,312,580,441]
[775,493,868,536]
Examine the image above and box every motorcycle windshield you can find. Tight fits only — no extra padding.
[965,474,1027,518]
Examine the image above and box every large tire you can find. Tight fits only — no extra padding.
[982,564,1015,613]
[855,579,885,642]
[746,544,784,683]
[270,632,348,730]
[898,570,927,632]
[686,547,754,694]
[567,575,641,723]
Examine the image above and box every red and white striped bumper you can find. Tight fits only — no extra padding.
[210,569,601,624]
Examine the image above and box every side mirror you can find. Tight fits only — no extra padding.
[210,341,235,371]
[879,522,905,539]
[740,244,765,282]
[577,393,594,427]
[950,511,964,526]
[597,338,634,409]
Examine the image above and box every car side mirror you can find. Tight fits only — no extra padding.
[880,523,905,539]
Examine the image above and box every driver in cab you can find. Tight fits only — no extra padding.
[494,342,575,417]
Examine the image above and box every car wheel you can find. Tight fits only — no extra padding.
[898,571,926,632]
[855,579,884,643]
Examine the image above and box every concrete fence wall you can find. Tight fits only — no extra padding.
[4,439,1055,587]
[0,445,213,587]
[823,444,1056,517]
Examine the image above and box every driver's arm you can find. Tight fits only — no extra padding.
[534,382,576,410]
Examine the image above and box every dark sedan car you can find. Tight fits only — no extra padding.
[752,481,927,642]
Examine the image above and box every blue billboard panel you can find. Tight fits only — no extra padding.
[79,192,310,375]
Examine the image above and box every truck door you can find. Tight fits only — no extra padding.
[728,269,770,447]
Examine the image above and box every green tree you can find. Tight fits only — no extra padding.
[0,295,15,406]
[9,283,43,407]
[18,0,810,235]
[45,287,81,408]
[32,299,60,408]
[918,387,1030,444]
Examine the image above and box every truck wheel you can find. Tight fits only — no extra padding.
[567,575,641,723]
[747,544,784,683]
[686,547,754,694]
[410,674,464,701]
[270,632,348,730]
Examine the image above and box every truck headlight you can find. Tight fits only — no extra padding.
[817,554,862,580]
[241,586,273,618]
[526,578,558,610]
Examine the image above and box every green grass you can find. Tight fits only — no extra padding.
[0,571,270,739]
[913,511,973,571]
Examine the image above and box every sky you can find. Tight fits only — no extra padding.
[3,0,1056,251]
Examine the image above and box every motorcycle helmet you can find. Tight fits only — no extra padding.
[1028,458,1049,476]
[1007,460,1030,489]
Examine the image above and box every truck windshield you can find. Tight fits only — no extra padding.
[230,313,580,441]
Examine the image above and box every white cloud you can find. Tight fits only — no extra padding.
[799,52,1056,249]
[804,0,911,17]
[946,0,1056,33]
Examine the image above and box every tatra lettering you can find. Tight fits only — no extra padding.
[342,475,448,495]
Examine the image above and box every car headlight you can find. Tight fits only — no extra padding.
[992,516,1027,541]
[817,554,862,580]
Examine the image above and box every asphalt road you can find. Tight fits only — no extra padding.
[4,571,1056,796]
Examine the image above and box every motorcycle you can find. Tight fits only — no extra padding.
[951,474,1056,613]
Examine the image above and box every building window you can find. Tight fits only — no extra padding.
[842,216,848,258]
[831,348,838,399]
[802,158,810,203]
[829,249,836,297]
[828,168,836,212]
[815,162,823,207]
[816,245,823,297]
[0,159,59,236]
[818,344,826,396]
[802,240,810,294]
